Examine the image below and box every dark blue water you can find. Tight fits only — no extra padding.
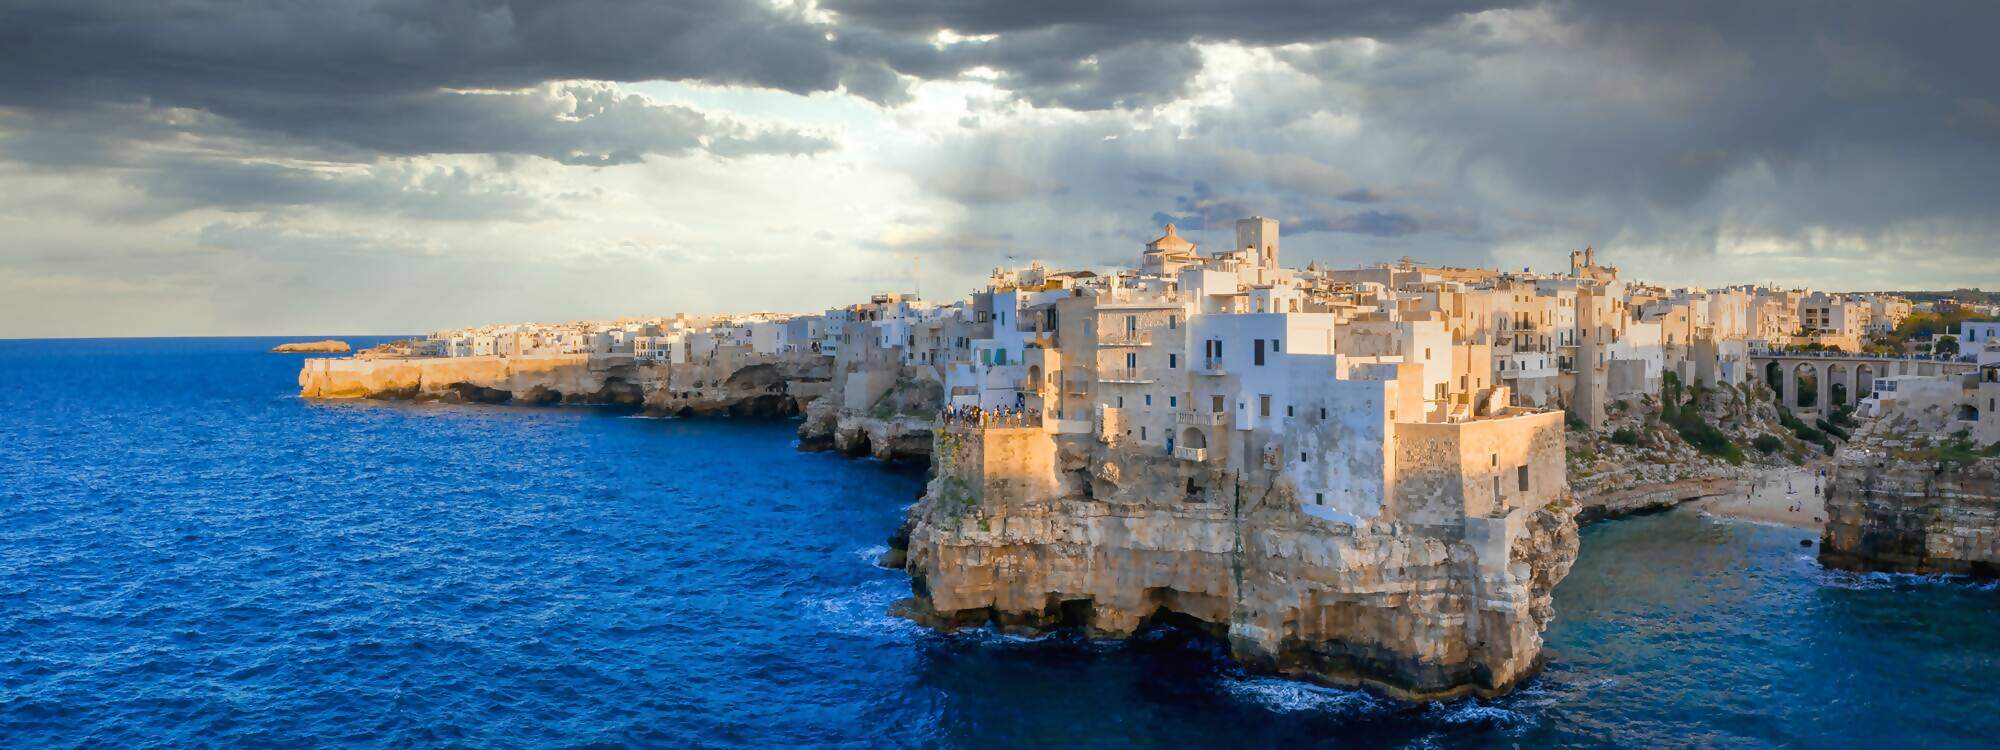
[4,338,1998,748]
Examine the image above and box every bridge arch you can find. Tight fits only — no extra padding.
[1827,363,1849,407]
[1765,361,1786,403]
[1793,362,1819,410]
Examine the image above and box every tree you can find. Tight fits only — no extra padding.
[1936,335,1960,356]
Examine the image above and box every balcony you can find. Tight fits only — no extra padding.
[1098,329,1155,347]
[1173,446,1208,462]
[1099,368,1154,384]
[1193,358,1227,376]
[1064,379,1090,396]
[1175,409,1227,426]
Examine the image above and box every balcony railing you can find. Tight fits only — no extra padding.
[1193,358,1226,376]
[1175,409,1227,426]
[1173,446,1208,462]
[1097,330,1154,347]
[1099,368,1153,383]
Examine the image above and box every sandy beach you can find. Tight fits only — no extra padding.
[1692,463,1829,532]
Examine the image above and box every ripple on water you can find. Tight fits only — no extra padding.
[800,579,922,640]
[1226,676,1383,715]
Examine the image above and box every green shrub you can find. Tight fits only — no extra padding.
[1795,426,1824,442]
[1752,434,1784,454]
[1611,428,1639,446]
[1816,418,1850,441]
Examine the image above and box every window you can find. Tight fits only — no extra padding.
[1315,492,1324,505]
[1141,426,1147,440]
[1254,339,1266,366]
[1300,452,1307,462]
[1320,407,1328,419]
[1117,396,1125,407]
[1170,396,1178,408]
[1518,465,1530,492]
[1273,339,1281,353]
[1169,315,1178,329]
[1145,395,1153,406]
[1212,395,1224,413]
[1125,352,1137,368]
[1287,405,1294,417]
[1169,353,1179,369]
[1259,395,1271,417]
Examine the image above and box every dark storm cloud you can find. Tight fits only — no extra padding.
[826,0,1508,109]
[0,0,1509,155]
[0,1,842,169]
[1281,0,2000,226]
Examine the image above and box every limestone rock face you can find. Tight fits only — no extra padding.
[896,432,1578,700]
[641,354,832,418]
[298,351,831,415]
[1565,384,1797,521]
[270,339,350,353]
[1822,430,2000,576]
[299,353,647,404]
[795,347,942,463]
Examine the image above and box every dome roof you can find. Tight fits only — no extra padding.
[1147,223,1195,253]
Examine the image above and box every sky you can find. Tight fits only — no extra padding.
[2,1,1998,337]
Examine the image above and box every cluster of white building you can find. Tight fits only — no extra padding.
[405,216,2000,472]
[415,312,825,364]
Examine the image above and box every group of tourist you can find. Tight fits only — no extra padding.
[940,404,1040,428]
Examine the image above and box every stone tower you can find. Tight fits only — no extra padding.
[1571,284,1609,429]
[1237,216,1279,269]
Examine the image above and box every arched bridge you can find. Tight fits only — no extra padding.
[1749,350,1978,413]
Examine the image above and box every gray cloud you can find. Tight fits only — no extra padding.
[5,0,2000,337]
[127,159,553,222]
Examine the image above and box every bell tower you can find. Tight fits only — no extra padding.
[1236,216,1279,269]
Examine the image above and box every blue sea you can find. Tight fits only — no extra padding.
[4,337,1998,748]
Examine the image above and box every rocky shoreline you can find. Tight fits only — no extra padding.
[880,412,1579,701]
[1821,421,2000,576]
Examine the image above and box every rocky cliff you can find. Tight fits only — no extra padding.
[1567,382,1807,521]
[1821,423,2000,576]
[300,353,648,405]
[795,354,942,462]
[299,350,834,415]
[642,353,833,418]
[892,427,1578,701]
[271,339,350,354]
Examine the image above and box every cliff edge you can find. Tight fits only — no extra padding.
[271,339,350,354]
[894,418,1578,701]
[1822,419,2000,576]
